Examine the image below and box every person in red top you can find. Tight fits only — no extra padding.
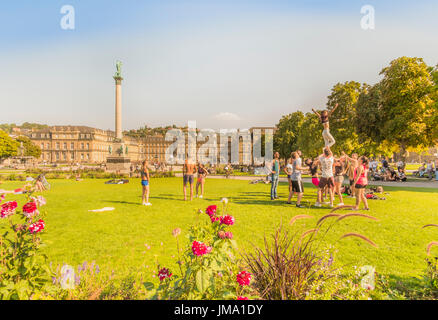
[352,156,370,210]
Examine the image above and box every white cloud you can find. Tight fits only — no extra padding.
[213,112,241,122]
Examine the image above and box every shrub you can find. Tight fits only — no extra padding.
[145,199,257,300]
[242,208,379,300]
[0,194,54,299]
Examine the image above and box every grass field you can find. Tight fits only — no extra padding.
[1,177,438,286]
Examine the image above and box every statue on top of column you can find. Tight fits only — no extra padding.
[114,60,123,78]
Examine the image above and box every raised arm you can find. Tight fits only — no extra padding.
[311,108,321,118]
[329,103,339,116]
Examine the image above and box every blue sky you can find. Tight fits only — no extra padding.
[1,0,438,130]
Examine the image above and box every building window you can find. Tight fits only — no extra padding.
[56,153,60,160]
[81,143,84,149]
[71,142,74,150]
[71,152,75,160]
[63,153,67,160]
[47,143,50,149]
[81,154,84,160]
[86,143,89,150]
[56,142,60,150]
[64,142,67,150]
[41,143,44,149]
[87,153,90,160]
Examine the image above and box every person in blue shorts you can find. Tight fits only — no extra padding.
[140,160,151,206]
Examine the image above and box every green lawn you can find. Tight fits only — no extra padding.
[1,177,437,286]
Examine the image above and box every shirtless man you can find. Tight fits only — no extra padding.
[343,152,359,198]
[183,158,197,201]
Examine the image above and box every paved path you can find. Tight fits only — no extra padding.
[174,173,438,189]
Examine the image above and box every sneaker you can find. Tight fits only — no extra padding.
[314,202,322,207]
[323,201,330,205]
[199,195,203,199]
[337,203,344,206]
[296,204,306,208]
[329,204,334,208]
[145,202,152,206]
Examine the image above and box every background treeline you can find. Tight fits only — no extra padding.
[274,57,438,160]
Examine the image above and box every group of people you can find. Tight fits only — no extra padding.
[138,158,209,205]
[271,148,371,211]
[270,103,370,210]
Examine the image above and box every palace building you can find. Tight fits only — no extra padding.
[25,62,275,166]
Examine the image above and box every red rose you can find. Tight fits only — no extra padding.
[1,201,18,218]
[236,271,251,286]
[205,205,217,217]
[237,296,249,300]
[158,267,173,281]
[220,215,235,226]
[23,202,39,218]
[192,241,212,256]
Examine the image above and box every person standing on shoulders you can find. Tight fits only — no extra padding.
[312,103,339,148]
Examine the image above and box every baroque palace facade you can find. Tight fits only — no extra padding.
[27,126,171,164]
[26,126,275,165]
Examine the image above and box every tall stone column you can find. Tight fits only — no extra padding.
[114,76,123,140]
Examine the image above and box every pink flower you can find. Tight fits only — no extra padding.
[22,202,39,218]
[218,231,226,239]
[236,271,251,286]
[205,205,217,217]
[192,241,212,256]
[1,201,18,218]
[0,194,5,204]
[225,231,233,239]
[158,267,173,281]
[210,216,220,223]
[28,219,45,234]
[237,296,249,300]
[31,196,46,207]
[220,215,235,226]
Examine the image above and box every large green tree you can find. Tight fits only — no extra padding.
[378,57,437,160]
[0,130,19,160]
[296,113,324,158]
[15,135,42,158]
[326,81,367,155]
[273,111,305,159]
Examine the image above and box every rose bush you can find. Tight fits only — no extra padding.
[145,201,257,300]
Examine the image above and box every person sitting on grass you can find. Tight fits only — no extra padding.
[352,156,370,211]
[140,160,151,206]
